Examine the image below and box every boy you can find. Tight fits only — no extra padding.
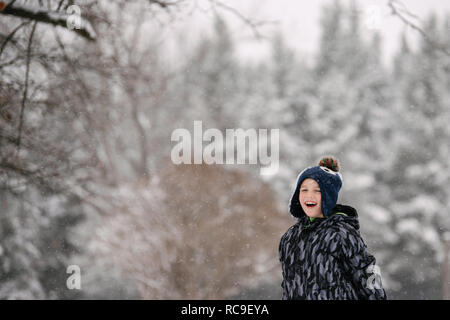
[279,157,387,300]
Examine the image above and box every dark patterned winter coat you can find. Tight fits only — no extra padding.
[279,204,387,300]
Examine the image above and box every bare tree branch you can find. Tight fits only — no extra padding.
[16,21,37,158]
[0,1,96,41]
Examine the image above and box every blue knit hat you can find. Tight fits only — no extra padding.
[289,157,343,218]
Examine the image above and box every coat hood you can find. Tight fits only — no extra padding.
[330,204,360,230]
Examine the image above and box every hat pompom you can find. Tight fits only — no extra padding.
[319,156,340,172]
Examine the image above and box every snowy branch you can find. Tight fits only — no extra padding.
[0,21,30,59]
[148,0,182,8]
[0,1,97,41]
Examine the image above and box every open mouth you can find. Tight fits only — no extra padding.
[305,201,317,208]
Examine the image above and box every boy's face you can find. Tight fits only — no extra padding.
[299,178,324,218]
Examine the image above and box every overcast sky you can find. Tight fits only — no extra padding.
[168,0,450,67]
